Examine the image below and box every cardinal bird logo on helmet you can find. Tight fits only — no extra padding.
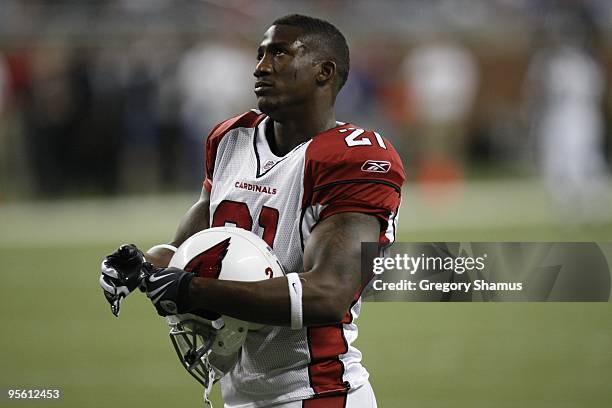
[184,238,231,279]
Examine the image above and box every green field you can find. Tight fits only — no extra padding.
[1,181,612,407]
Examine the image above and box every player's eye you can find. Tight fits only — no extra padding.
[256,46,286,61]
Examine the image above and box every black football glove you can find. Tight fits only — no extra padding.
[99,244,146,316]
[140,263,195,316]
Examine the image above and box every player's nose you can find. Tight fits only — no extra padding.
[254,54,272,77]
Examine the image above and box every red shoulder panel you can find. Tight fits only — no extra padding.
[305,125,405,192]
[204,110,266,191]
[302,124,405,232]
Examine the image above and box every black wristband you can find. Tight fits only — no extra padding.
[173,268,195,313]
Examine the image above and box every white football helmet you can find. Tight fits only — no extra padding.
[166,227,285,400]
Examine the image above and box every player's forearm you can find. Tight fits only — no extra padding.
[145,248,175,267]
[187,273,351,327]
[188,212,377,327]
[188,277,290,326]
[179,212,373,326]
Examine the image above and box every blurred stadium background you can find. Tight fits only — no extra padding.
[1,0,611,407]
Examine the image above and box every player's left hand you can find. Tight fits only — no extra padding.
[99,244,146,317]
[140,263,195,316]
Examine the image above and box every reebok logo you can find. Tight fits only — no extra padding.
[361,160,391,173]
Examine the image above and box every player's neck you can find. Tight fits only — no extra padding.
[270,111,336,156]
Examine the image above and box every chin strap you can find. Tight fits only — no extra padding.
[201,351,215,408]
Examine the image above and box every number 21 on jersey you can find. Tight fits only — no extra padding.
[341,128,387,149]
[212,200,279,248]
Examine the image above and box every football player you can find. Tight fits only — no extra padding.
[100,14,404,408]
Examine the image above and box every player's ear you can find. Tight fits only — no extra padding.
[315,60,336,86]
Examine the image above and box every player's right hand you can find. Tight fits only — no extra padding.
[99,244,146,317]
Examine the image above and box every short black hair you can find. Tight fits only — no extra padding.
[272,14,350,93]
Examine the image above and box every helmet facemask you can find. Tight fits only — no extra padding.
[169,317,218,386]
[168,316,223,406]
[167,313,246,407]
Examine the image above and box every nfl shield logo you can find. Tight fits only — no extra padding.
[262,160,276,171]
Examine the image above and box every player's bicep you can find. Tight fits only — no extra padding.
[172,186,211,245]
[301,212,379,322]
[146,187,211,267]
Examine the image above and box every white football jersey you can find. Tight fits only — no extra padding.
[203,110,404,407]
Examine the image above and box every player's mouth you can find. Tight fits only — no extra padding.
[254,81,274,95]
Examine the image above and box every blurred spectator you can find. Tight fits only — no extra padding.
[177,37,254,186]
[22,45,93,197]
[0,53,8,199]
[401,36,478,185]
[87,46,129,195]
[118,40,164,192]
[524,7,608,222]
[334,58,377,128]
[155,42,185,191]
[0,54,7,114]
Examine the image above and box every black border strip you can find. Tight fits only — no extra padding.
[313,179,402,194]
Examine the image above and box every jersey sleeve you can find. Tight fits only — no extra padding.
[302,126,405,245]
[204,110,265,192]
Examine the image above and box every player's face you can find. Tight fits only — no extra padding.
[254,25,319,116]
